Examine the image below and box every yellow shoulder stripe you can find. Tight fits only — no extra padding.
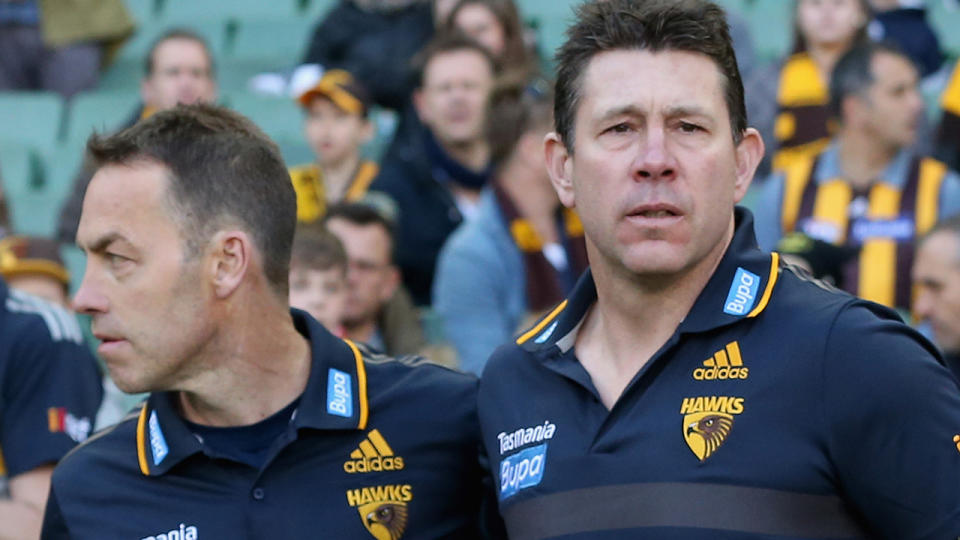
[344,339,369,430]
[136,403,150,476]
[747,253,780,318]
[516,300,568,345]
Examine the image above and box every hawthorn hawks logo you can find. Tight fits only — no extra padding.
[680,396,745,461]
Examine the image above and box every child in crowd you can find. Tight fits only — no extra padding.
[0,235,71,307]
[288,224,348,335]
[290,69,378,223]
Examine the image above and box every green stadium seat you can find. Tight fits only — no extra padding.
[8,190,61,237]
[113,20,229,64]
[40,143,87,205]
[275,136,314,168]
[65,91,141,145]
[0,141,43,196]
[97,58,144,91]
[516,0,578,20]
[231,19,314,63]
[930,1,960,58]
[747,0,792,63]
[229,92,304,142]
[300,0,338,20]
[218,58,282,94]
[714,0,749,18]
[0,92,64,153]
[159,0,299,23]
[126,0,159,24]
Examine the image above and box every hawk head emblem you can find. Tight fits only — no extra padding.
[683,411,734,461]
[357,500,408,540]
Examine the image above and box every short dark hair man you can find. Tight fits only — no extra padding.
[754,41,960,313]
[477,1,960,538]
[57,28,218,245]
[369,32,497,305]
[913,214,960,381]
[41,105,495,538]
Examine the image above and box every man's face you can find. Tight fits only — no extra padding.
[545,49,761,280]
[855,52,923,149]
[303,97,371,167]
[415,49,494,147]
[325,218,399,327]
[454,4,507,59]
[913,231,960,354]
[141,38,216,111]
[797,0,865,48]
[73,162,215,394]
[289,265,347,333]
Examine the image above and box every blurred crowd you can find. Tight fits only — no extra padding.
[3,0,960,534]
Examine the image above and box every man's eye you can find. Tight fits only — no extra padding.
[605,123,631,134]
[679,122,702,133]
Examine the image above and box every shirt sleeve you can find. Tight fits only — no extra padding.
[822,301,960,539]
[1,314,102,478]
[40,481,70,540]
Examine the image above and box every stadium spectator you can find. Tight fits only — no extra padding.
[0,235,70,307]
[324,202,427,358]
[370,33,496,305]
[0,274,101,540]
[867,0,943,78]
[288,224,348,335]
[746,0,870,178]
[301,0,435,166]
[913,214,960,381]
[755,41,960,312]
[289,69,377,223]
[42,104,498,538]
[444,0,537,83]
[434,79,587,375]
[0,0,133,98]
[935,60,960,171]
[479,1,960,536]
[56,28,217,245]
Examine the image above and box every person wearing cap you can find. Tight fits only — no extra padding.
[0,255,101,539]
[290,69,379,223]
[0,235,71,307]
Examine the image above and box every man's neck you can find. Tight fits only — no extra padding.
[577,220,735,409]
[837,130,899,191]
[177,301,312,427]
[343,317,377,346]
[440,137,489,172]
[321,153,362,201]
[499,160,562,244]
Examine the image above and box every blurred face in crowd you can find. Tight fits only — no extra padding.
[142,38,217,111]
[416,49,495,148]
[796,0,867,49]
[325,218,399,328]
[73,162,216,393]
[453,4,507,59]
[545,49,761,280]
[303,97,372,168]
[914,231,960,355]
[848,51,923,149]
[289,264,347,333]
[8,275,69,307]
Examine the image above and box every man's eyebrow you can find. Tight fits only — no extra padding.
[663,105,712,119]
[594,105,645,124]
[81,232,127,254]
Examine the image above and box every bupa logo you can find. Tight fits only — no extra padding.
[499,443,548,500]
[148,411,169,466]
[140,523,198,540]
[724,268,759,316]
[327,368,353,418]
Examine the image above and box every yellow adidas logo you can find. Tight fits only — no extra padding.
[344,429,405,473]
[693,341,749,380]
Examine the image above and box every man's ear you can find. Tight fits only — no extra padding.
[733,127,765,203]
[209,230,251,299]
[379,265,401,302]
[544,132,576,208]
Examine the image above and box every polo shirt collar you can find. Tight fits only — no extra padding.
[814,141,914,189]
[518,208,780,355]
[134,309,370,476]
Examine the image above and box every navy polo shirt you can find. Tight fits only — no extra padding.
[0,280,102,482]
[478,209,960,539]
[42,310,493,539]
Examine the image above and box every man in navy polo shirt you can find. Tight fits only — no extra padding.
[477,1,960,538]
[0,277,101,540]
[41,104,499,539]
